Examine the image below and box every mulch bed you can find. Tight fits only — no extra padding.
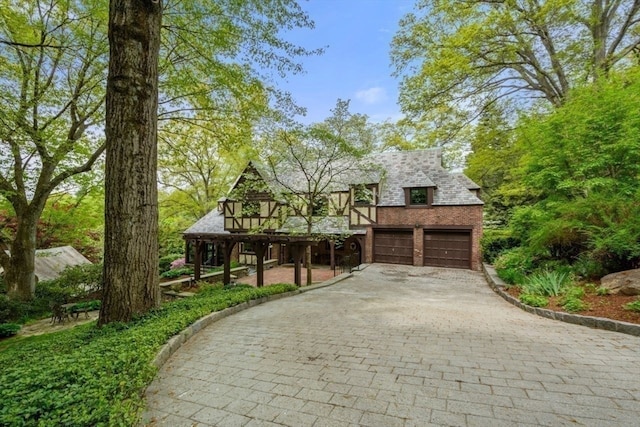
[505,286,640,325]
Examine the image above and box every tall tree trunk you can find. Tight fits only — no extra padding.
[100,0,162,325]
[4,211,39,300]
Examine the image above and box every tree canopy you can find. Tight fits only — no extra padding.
[0,0,318,299]
[391,0,640,142]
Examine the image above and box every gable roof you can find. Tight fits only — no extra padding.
[373,149,483,206]
[183,209,229,235]
[226,148,482,207]
[29,246,91,282]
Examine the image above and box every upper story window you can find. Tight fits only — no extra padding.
[241,201,260,217]
[353,184,377,206]
[410,188,427,204]
[405,187,433,207]
[311,196,328,216]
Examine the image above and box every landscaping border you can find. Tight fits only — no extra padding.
[482,263,640,337]
[152,272,354,368]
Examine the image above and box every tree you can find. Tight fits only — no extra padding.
[158,114,260,221]
[263,114,375,285]
[391,0,640,142]
[506,67,640,276]
[0,0,108,300]
[99,0,162,325]
[464,103,530,225]
[0,0,317,300]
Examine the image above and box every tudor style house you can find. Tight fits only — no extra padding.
[184,148,483,272]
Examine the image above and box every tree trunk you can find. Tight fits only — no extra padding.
[5,212,39,300]
[100,0,162,325]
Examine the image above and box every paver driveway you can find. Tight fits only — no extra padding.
[144,264,640,426]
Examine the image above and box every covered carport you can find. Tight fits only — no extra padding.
[183,232,317,287]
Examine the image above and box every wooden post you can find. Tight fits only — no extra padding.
[291,244,302,286]
[222,241,235,285]
[255,241,267,288]
[194,240,202,281]
[330,240,336,271]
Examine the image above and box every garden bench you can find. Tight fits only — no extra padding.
[50,303,70,324]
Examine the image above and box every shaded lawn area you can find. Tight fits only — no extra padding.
[0,283,298,426]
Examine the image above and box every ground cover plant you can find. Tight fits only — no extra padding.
[0,283,297,426]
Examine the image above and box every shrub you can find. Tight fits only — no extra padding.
[562,298,588,313]
[170,258,186,270]
[522,270,570,297]
[481,229,520,264]
[36,263,103,304]
[519,293,548,307]
[560,286,585,305]
[494,247,536,284]
[0,323,20,338]
[159,253,184,274]
[624,299,640,313]
[595,286,610,296]
[160,267,193,279]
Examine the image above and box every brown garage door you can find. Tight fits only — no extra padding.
[374,230,413,265]
[423,230,471,269]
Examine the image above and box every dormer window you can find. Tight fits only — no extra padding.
[405,187,434,207]
[410,188,427,204]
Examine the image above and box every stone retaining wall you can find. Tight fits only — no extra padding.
[482,263,640,337]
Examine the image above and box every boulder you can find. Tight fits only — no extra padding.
[600,269,640,296]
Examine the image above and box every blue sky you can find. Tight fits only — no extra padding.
[279,0,414,124]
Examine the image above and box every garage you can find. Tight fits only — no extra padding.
[374,230,413,265]
[423,230,471,269]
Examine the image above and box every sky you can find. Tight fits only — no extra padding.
[278,0,415,124]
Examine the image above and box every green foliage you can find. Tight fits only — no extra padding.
[0,323,20,337]
[494,247,536,284]
[519,294,548,308]
[0,283,297,426]
[494,68,640,279]
[623,299,640,313]
[159,253,184,274]
[522,270,571,297]
[562,298,588,313]
[480,228,520,264]
[36,264,103,304]
[67,300,102,313]
[160,267,193,279]
[561,286,585,302]
[559,285,588,312]
[595,286,610,296]
[391,0,640,145]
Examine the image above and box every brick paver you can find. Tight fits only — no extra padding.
[239,266,338,287]
[144,264,640,426]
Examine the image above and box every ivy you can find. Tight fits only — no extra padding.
[0,283,297,426]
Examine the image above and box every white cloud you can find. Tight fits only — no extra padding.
[355,87,387,105]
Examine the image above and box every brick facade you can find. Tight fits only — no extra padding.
[363,205,484,271]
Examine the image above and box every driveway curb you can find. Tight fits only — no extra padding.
[151,272,353,369]
[483,263,640,337]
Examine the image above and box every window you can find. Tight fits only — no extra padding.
[241,242,255,254]
[353,184,375,206]
[241,201,260,217]
[410,188,427,205]
[311,196,328,216]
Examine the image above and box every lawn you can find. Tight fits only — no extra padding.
[0,283,298,426]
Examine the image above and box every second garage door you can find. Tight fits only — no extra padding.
[423,230,471,269]
[374,230,413,265]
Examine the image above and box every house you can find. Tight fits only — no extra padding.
[183,148,483,284]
